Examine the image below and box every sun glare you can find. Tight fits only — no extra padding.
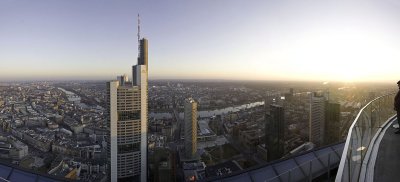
[268,27,400,82]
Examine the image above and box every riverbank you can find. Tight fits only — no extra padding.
[150,101,264,119]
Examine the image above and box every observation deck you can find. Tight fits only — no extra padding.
[336,93,397,182]
[374,118,399,182]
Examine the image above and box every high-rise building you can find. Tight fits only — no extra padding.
[265,104,285,161]
[309,92,326,146]
[107,80,141,181]
[107,16,148,182]
[132,31,149,182]
[118,74,129,86]
[284,88,294,102]
[184,98,198,159]
[264,93,278,112]
[324,102,341,145]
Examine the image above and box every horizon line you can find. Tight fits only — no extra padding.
[0,78,396,84]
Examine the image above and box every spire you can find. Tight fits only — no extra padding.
[137,14,141,44]
[136,14,148,67]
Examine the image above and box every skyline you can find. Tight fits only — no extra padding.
[1,0,400,82]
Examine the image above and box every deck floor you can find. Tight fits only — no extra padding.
[375,119,400,182]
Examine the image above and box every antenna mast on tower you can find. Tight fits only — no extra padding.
[137,14,141,43]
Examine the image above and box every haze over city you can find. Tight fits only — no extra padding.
[1,0,399,82]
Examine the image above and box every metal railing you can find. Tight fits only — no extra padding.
[335,93,396,181]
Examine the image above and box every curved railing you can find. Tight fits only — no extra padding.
[335,93,396,181]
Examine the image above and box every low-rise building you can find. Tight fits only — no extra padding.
[0,136,28,160]
[238,129,264,151]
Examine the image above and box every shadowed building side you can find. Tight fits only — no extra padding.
[324,102,341,145]
[265,104,285,161]
[309,92,326,146]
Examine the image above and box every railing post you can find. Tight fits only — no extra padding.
[288,169,291,182]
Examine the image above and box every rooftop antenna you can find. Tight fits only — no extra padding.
[137,14,141,44]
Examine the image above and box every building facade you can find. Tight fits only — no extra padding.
[324,102,341,145]
[265,104,285,161]
[184,98,198,159]
[309,92,326,146]
[108,35,148,181]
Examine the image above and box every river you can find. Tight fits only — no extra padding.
[150,101,264,119]
[58,87,81,103]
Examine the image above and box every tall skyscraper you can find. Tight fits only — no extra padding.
[265,104,285,161]
[184,98,198,159]
[324,101,341,145]
[309,92,326,146]
[107,15,148,182]
[264,93,278,112]
[132,18,149,182]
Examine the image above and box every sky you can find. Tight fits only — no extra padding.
[1,0,400,82]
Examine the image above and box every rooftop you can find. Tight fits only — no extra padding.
[0,160,73,182]
[205,142,344,182]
